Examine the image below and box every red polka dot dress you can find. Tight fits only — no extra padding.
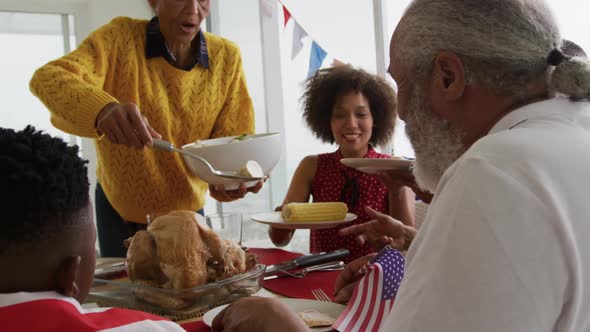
[310,146,390,262]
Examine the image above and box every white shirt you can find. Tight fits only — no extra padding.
[384,98,590,331]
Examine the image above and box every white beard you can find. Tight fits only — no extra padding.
[404,87,465,193]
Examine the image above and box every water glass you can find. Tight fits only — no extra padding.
[205,213,243,245]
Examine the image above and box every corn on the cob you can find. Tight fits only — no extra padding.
[281,202,348,222]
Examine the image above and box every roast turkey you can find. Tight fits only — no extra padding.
[125,210,255,291]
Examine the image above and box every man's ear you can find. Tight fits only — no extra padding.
[431,51,466,101]
[55,256,81,298]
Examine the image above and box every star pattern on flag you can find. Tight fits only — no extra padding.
[372,248,405,300]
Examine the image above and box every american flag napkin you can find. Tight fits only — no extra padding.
[332,246,405,332]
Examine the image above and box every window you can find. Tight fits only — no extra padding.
[203,0,382,253]
[0,11,76,144]
[209,0,415,253]
[205,0,280,250]
[273,0,380,252]
[279,0,380,177]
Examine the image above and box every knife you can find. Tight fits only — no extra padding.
[263,261,345,280]
[264,248,350,275]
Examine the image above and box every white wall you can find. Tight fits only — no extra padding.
[545,0,590,53]
[277,0,383,179]
[281,0,377,71]
[207,0,287,246]
[215,0,268,137]
[84,0,151,34]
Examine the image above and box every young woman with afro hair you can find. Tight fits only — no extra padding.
[269,65,415,262]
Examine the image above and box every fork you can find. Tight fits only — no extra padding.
[264,261,344,281]
[312,288,332,302]
[283,261,345,278]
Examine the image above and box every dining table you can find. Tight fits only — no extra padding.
[90,242,342,332]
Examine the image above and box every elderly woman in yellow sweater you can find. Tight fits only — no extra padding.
[30,0,261,257]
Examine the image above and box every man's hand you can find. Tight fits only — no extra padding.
[268,226,295,247]
[209,180,264,202]
[211,297,308,332]
[376,168,433,203]
[338,207,412,250]
[267,204,295,246]
[96,102,161,148]
[333,254,376,304]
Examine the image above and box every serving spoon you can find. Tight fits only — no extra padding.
[152,138,267,181]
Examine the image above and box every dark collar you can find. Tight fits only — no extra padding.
[145,16,209,70]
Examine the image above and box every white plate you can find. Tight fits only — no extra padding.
[203,298,345,331]
[340,158,413,175]
[249,212,357,230]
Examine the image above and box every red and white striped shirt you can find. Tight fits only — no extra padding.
[0,292,184,331]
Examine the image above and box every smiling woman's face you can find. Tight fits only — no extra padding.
[330,91,373,157]
[149,0,210,45]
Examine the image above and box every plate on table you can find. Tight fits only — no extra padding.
[340,158,413,175]
[203,298,345,331]
[249,212,357,230]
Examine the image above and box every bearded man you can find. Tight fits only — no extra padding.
[210,0,590,331]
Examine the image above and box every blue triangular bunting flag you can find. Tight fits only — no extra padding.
[307,41,327,78]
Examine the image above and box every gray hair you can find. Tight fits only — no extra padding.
[395,0,590,100]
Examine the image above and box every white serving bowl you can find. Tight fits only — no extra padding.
[181,133,281,190]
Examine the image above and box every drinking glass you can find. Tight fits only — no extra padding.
[205,213,243,245]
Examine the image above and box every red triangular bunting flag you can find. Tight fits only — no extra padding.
[283,5,291,27]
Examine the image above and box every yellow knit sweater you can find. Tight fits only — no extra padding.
[30,17,254,223]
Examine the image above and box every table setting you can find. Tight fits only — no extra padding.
[91,246,350,332]
[87,134,404,332]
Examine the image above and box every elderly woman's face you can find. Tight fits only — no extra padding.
[150,0,210,44]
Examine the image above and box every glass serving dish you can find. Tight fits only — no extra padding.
[87,263,266,316]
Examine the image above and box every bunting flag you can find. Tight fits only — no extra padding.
[307,41,327,78]
[283,6,291,27]
[332,247,405,332]
[292,21,307,60]
[280,2,331,78]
